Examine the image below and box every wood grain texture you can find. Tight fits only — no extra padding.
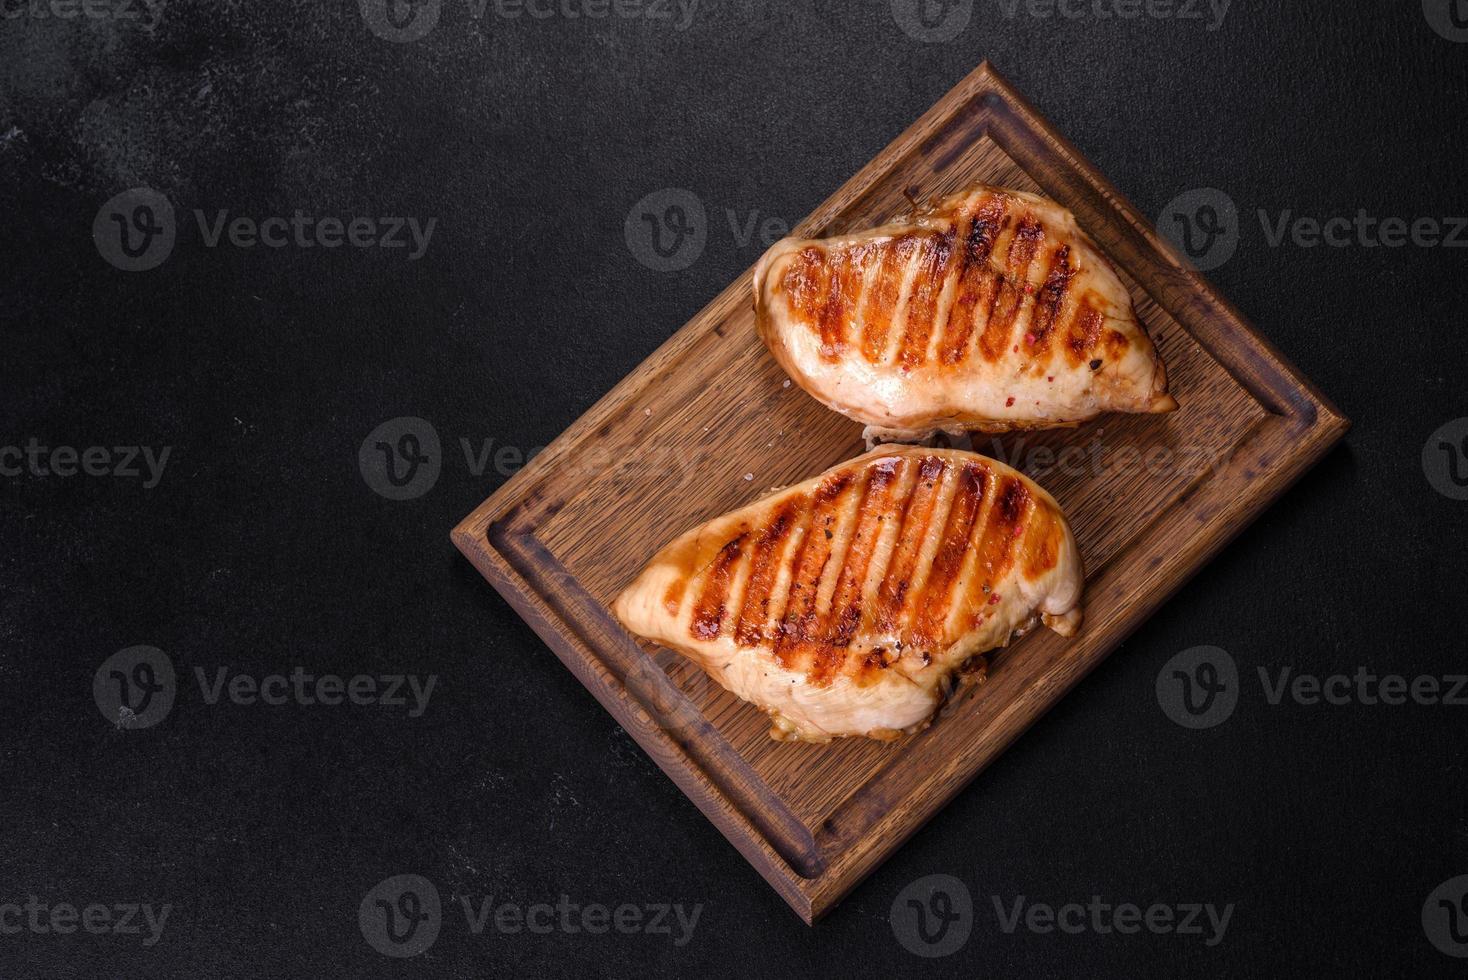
[451,63,1348,924]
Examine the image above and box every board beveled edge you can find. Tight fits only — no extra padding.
[486,520,827,881]
[450,518,822,921]
[450,61,1350,925]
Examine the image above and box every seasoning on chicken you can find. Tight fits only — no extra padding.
[754,185,1177,442]
[613,446,1083,743]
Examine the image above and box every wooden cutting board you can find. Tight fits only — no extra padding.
[451,62,1347,923]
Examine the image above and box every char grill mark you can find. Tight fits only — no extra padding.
[857,234,920,364]
[780,192,1130,374]
[872,456,949,634]
[662,580,685,617]
[896,229,957,370]
[817,246,867,358]
[783,247,830,354]
[806,458,904,685]
[1022,507,1065,580]
[1027,244,1074,357]
[910,463,988,646]
[978,215,1046,363]
[732,499,803,647]
[773,472,855,668]
[1066,306,1106,366]
[965,476,1030,609]
[997,475,1029,524]
[679,454,1062,690]
[938,197,1007,365]
[690,535,747,640]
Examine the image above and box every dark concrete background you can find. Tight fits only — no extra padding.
[2,0,1466,975]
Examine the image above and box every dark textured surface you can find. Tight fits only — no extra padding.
[2,1,1466,975]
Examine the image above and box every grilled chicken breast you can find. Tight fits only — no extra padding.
[754,185,1177,441]
[613,446,1083,743]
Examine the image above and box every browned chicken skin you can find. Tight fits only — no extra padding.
[755,185,1176,441]
[614,447,1083,742]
